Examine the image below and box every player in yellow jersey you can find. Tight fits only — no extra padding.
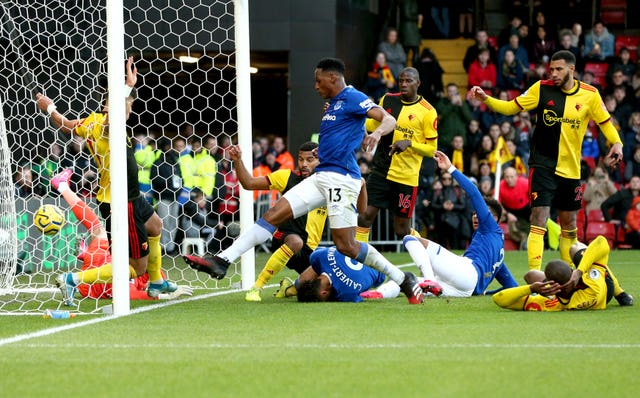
[219,141,326,302]
[493,235,633,311]
[357,67,438,242]
[470,50,623,271]
[35,56,176,297]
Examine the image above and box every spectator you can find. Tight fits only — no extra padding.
[466,92,492,131]
[524,62,548,89]
[415,177,442,240]
[133,132,156,205]
[607,47,636,84]
[415,48,444,103]
[468,47,497,91]
[14,164,44,198]
[272,136,295,171]
[190,136,217,199]
[429,0,450,39]
[581,130,600,172]
[365,52,396,102]
[377,27,406,79]
[60,136,96,193]
[502,139,527,175]
[498,33,529,73]
[431,170,468,249]
[497,49,525,90]
[583,166,617,214]
[180,187,219,252]
[33,142,63,196]
[625,197,640,248]
[583,20,615,62]
[581,70,603,93]
[557,29,584,73]
[625,145,640,183]
[611,85,635,133]
[448,134,467,174]
[532,25,556,64]
[601,175,640,226]
[454,0,474,39]
[470,134,494,177]
[465,119,484,156]
[435,83,473,153]
[151,137,182,255]
[512,111,532,164]
[478,175,493,199]
[463,30,498,72]
[518,24,535,63]
[604,68,635,98]
[624,112,640,161]
[498,15,522,48]
[174,136,195,196]
[204,134,221,161]
[498,166,530,249]
[397,0,423,66]
[570,22,584,50]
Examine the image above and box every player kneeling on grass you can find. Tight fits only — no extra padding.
[360,150,518,299]
[493,236,633,311]
[52,169,191,306]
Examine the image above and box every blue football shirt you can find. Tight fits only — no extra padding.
[310,246,386,302]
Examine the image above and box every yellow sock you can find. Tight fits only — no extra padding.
[559,228,577,265]
[355,226,370,243]
[76,264,137,284]
[147,234,163,284]
[255,244,294,289]
[78,263,113,284]
[410,228,422,238]
[527,225,547,270]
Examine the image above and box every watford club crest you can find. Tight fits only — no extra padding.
[575,103,582,111]
[531,191,538,201]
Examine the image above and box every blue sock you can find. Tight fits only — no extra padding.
[355,242,368,263]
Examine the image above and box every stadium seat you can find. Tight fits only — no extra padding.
[600,0,627,27]
[585,222,616,248]
[499,222,520,251]
[487,36,498,51]
[507,89,521,100]
[615,35,640,62]
[587,209,606,223]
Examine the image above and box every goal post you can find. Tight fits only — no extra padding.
[0,0,254,315]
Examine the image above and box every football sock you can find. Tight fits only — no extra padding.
[61,188,102,232]
[147,234,164,284]
[360,243,404,284]
[355,226,370,243]
[73,264,138,285]
[376,281,401,298]
[404,236,435,280]
[559,228,577,265]
[255,244,293,289]
[527,225,546,270]
[219,218,276,262]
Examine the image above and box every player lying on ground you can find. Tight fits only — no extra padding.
[52,169,191,306]
[360,150,518,299]
[493,236,633,311]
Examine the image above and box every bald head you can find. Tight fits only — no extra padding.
[544,260,573,284]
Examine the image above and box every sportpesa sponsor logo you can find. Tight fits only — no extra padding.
[322,114,337,121]
[542,109,581,128]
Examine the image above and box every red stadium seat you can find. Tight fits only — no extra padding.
[587,209,606,222]
[584,62,609,76]
[507,89,521,100]
[585,222,616,248]
[487,36,498,51]
[616,226,632,249]
[499,222,520,251]
[600,0,627,27]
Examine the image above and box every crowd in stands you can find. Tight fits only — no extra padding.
[13,2,640,252]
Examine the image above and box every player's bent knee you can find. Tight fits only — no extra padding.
[284,235,304,253]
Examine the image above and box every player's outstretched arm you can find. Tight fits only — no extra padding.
[227,145,270,190]
[363,106,396,152]
[35,93,81,134]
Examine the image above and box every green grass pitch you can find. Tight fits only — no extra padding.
[1,249,639,397]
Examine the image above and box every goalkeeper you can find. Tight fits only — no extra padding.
[493,236,633,311]
[51,169,192,305]
[35,56,176,298]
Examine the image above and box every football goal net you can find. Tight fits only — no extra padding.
[0,0,254,315]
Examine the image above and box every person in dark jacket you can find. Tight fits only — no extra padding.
[151,137,183,254]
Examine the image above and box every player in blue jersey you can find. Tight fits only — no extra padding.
[185,57,424,304]
[294,246,387,303]
[361,150,518,299]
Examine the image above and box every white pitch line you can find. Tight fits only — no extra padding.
[8,342,640,349]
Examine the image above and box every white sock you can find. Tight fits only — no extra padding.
[376,281,401,298]
[363,244,404,284]
[405,238,436,280]
[218,222,274,263]
[57,181,69,194]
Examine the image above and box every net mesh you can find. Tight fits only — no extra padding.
[0,0,241,314]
